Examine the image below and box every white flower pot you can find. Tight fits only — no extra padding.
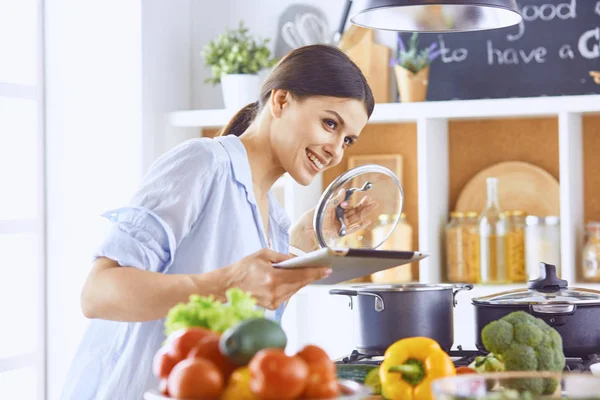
[220,74,261,110]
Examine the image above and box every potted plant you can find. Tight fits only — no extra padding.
[202,21,278,110]
[391,33,441,103]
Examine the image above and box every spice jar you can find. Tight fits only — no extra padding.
[583,222,600,282]
[371,213,413,283]
[525,216,561,280]
[505,210,527,283]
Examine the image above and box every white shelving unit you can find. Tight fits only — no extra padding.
[169,94,600,286]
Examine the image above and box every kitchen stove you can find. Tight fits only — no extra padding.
[334,346,600,373]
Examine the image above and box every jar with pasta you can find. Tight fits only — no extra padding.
[464,211,481,283]
[446,212,471,283]
[505,210,527,283]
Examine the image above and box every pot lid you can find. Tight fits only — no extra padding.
[313,164,403,249]
[472,263,600,305]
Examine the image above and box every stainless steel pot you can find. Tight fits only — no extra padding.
[330,283,473,354]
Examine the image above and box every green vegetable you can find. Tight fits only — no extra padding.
[336,364,379,384]
[164,288,263,336]
[477,311,566,396]
[219,317,287,365]
[363,367,381,395]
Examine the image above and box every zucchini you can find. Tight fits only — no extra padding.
[336,363,378,383]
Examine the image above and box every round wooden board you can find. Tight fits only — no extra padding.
[455,161,560,216]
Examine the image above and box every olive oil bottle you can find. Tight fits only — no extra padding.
[478,177,508,283]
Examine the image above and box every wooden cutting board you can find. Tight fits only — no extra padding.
[455,161,560,216]
[339,25,390,103]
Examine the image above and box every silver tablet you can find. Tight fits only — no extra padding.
[273,247,428,285]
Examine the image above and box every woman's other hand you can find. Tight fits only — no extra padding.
[224,249,331,310]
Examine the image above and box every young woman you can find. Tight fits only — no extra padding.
[61,44,375,399]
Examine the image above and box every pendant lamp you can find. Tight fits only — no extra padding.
[349,0,522,32]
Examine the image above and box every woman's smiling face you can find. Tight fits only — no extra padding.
[268,90,369,186]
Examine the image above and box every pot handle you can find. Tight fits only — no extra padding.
[529,304,577,327]
[329,289,358,310]
[452,284,474,307]
[356,291,385,312]
[328,289,385,312]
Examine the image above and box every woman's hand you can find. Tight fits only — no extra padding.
[224,249,331,310]
[290,188,378,252]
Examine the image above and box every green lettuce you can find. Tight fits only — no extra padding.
[164,288,264,336]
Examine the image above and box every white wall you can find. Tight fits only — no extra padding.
[45,1,192,399]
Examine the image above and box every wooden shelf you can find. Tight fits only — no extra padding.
[168,95,600,128]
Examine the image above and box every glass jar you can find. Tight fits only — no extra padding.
[583,222,600,282]
[464,211,481,283]
[479,177,508,284]
[446,212,465,282]
[505,210,527,283]
[525,215,561,280]
[371,213,413,283]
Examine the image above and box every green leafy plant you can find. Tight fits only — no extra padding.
[390,32,441,74]
[202,21,278,85]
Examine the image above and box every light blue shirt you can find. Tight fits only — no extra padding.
[60,135,291,400]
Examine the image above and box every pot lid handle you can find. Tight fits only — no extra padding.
[527,262,568,293]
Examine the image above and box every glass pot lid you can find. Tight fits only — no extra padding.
[313,164,403,249]
[472,263,600,305]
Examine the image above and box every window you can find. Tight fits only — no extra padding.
[0,0,46,399]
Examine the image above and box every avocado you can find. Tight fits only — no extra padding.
[219,317,287,365]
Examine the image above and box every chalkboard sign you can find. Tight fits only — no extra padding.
[399,0,600,101]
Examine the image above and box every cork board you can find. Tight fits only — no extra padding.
[448,118,560,212]
[584,116,600,223]
[322,123,419,280]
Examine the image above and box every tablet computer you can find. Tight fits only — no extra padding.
[273,247,428,285]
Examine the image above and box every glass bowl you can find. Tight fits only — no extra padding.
[431,371,600,399]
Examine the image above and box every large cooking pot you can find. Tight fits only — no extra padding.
[472,262,600,358]
[330,283,473,355]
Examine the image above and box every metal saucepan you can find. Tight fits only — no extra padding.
[330,283,473,355]
[472,262,600,358]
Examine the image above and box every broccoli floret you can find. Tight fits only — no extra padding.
[480,311,566,396]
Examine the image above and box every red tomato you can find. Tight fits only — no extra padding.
[152,346,179,379]
[187,335,237,380]
[167,358,224,399]
[166,327,218,359]
[249,349,309,400]
[296,345,339,399]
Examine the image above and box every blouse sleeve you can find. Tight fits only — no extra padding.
[93,138,220,273]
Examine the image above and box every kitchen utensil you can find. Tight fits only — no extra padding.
[329,283,473,354]
[472,262,600,358]
[282,12,331,49]
[274,164,428,284]
[144,380,371,400]
[455,161,560,216]
[274,5,329,58]
[339,25,391,103]
[432,371,600,399]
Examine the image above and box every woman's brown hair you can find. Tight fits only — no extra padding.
[219,44,374,137]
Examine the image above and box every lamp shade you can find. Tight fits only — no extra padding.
[350,0,522,32]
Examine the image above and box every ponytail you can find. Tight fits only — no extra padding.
[219,101,260,137]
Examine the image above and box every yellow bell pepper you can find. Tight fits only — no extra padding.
[379,337,456,400]
[220,367,257,400]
